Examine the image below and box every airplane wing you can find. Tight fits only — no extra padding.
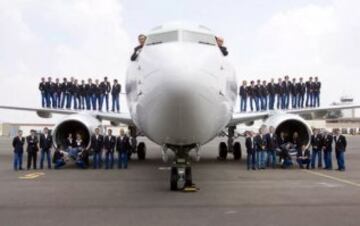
[0,105,133,125]
[228,104,360,127]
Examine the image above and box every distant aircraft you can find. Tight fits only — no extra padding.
[1,23,360,191]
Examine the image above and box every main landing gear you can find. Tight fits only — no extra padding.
[128,125,147,160]
[218,126,242,160]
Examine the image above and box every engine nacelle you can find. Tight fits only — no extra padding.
[263,114,312,147]
[52,114,102,150]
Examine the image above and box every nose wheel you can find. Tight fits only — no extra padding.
[170,164,193,191]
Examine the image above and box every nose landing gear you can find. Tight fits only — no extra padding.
[168,145,198,192]
[170,162,193,191]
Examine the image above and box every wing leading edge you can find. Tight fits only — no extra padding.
[0,105,133,125]
[228,104,360,127]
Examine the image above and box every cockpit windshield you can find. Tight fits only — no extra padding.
[146,31,178,46]
[146,30,216,46]
[182,31,216,46]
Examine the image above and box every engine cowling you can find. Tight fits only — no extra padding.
[52,114,102,150]
[263,114,312,147]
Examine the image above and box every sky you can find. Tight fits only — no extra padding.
[0,0,359,123]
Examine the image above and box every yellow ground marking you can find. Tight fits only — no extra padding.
[303,170,360,188]
[18,172,45,180]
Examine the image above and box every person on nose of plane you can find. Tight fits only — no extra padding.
[131,34,147,61]
[215,36,228,56]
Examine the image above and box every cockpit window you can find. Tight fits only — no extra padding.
[146,31,178,46]
[182,31,216,46]
[145,30,217,46]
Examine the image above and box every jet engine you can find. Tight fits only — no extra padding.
[52,114,102,150]
[263,114,312,147]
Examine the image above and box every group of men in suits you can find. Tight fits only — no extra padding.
[239,76,321,112]
[61,128,131,169]
[38,76,122,112]
[245,126,347,171]
[310,128,347,171]
[12,127,132,171]
[12,127,54,170]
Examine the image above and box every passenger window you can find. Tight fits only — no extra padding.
[182,31,216,46]
[146,31,178,46]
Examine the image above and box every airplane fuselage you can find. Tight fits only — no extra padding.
[126,26,237,147]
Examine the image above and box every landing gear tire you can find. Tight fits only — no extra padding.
[233,142,242,160]
[137,142,146,160]
[170,167,178,191]
[218,142,228,160]
[170,166,192,191]
[185,167,192,187]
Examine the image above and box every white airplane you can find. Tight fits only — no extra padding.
[1,23,360,191]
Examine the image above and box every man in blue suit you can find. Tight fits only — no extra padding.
[12,130,25,171]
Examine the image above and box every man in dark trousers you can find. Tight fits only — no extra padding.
[215,36,228,56]
[66,77,75,109]
[55,78,62,108]
[90,79,98,110]
[305,77,314,107]
[71,79,80,110]
[239,80,248,112]
[296,77,306,108]
[276,78,284,110]
[131,34,147,61]
[334,128,347,171]
[311,128,323,169]
[322,131,333,170]
[94,79,102,111]
[91,128,104,169]
[39,77,47,108]
[116,128,131,169]
[111,79,121,112]
[102,77,111,112]
[104,129,116,169]
[254,80,261,111]
[282,75,291,109]
[45,77,53,108]
[66,77,74,109]
[79,80,86,110]
[40,127,53,169]
[313,76,321,107]
[49,77,58,108]
[267,79,276,110]
[290,78,298,109]
[85,78,92,110]
[255,127,267,169]
[60,78,69,109]
[248,81,256,112]
[12,130,25,171]
[266,126,278,168]
[260,80,268,111]
[245,131,256,170]
[26,130,39,170]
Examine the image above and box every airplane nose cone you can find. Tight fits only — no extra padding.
[137,67,230,145]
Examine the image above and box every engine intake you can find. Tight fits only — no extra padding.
[264,114,312,147]
[52,114,101,150]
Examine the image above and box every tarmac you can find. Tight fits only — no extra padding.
[1,136,360,226]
